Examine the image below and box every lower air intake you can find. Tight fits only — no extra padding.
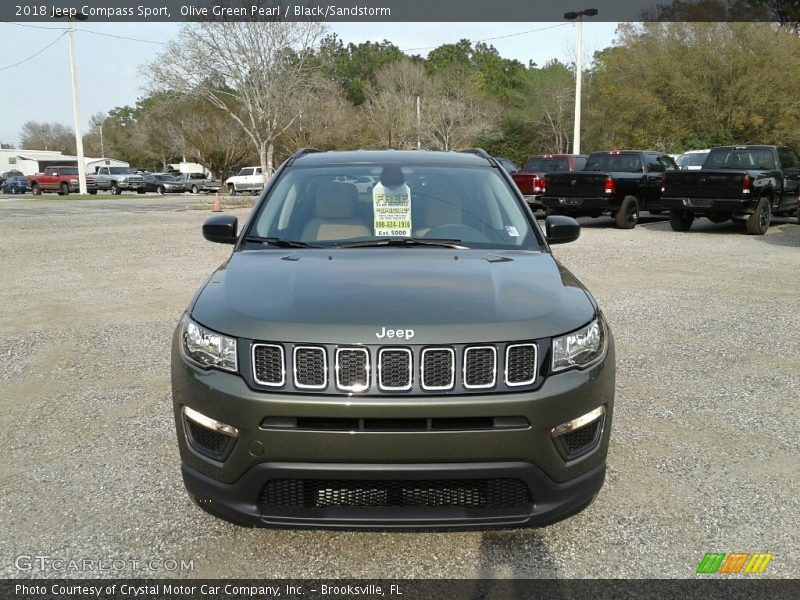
[260,478,532,509]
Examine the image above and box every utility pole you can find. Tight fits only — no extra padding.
[564,8,598,155]
[66,16,88,193]
[416,95,421,150]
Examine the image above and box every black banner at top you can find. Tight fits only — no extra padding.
[2,0,799,22]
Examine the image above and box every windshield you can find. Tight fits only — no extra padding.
[704,148,776,170]
[109,167,133,175]
[677,152,708,167]
[524,157,569,172]
[584,152,642,173]
[248,164,540,250]
[58,167,79,175]
[157,175,178,181]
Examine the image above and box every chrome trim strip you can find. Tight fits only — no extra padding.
[463,345,497,389]
[378,347,413,391]
[420,347,455,391]
[504,343,538,387]
[182,405,239,438]
[551,406,605,437]
[335,347,370,393]
[251,343,285,387]
[293,345,328,390]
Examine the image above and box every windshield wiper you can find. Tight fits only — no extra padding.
[335,237,468,249]
[245,236,319,248]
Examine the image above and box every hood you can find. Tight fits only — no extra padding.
[191,249,596,345]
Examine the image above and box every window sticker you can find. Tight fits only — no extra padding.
[505,225,520,237]
[373,181,412,237]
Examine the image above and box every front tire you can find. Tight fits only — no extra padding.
[228,184,237,196]
[745,197,771,235]
[111,183,120,195]
[669,210,694,231]
[615,196,639,229]
[59,182,69,196]
[157,185,165,195]
[31,183,41,196]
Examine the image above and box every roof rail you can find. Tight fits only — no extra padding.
[286,147,320,166]
[458,148,498,166]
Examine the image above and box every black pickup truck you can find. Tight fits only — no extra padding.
[661,145,800,235]
[540,150,677,229]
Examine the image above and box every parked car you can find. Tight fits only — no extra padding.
[511,154,588,209]
[661,145,800,234]
[1,175,29,194]
[172,147,615,529]
[352,175,380,194]
[28,166,97,195]
[676,149,710,170]
[0,169,24,187]
[142,173,185,194]
[176,172,222,194]
[225,166,264,195]
[540,150,677,228]
[94,166,145,195]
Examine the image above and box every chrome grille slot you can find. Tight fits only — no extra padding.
[252,344,285,386]
[378,348,412,391]
[336,347,370,392]
[293,346,327,389]
[505,343,537,386]
[421,348,455,390]
[464,346,496,389]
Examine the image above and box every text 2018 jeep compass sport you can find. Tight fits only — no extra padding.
[171,149,615,529]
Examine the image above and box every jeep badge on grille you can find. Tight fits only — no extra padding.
[376,327,415,340]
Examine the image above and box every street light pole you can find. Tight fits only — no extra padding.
[66,17,88,194]
[564,8,598,156]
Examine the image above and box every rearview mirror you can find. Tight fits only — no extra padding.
[545,215,580,245]
[202,214,238,244]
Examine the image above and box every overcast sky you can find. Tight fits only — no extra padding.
[0,21,618,146]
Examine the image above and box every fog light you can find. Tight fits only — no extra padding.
[551,406,604,437]
[183,406,239,438]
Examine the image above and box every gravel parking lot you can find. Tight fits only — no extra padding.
[0,196,797,579]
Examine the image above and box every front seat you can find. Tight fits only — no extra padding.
[301,182,371,242]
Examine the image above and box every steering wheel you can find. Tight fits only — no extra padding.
[423,224,491,244]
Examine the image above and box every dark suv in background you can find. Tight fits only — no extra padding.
[172,149,615,529]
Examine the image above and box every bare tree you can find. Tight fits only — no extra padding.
[19,121,75,154]
[283,75,359,151]
[363,59,429,148]
[145,18,325,180]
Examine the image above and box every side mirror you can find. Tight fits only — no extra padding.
[202,214,238,244]
[545,215,580,245]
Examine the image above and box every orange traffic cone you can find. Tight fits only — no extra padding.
[212,192,223,212]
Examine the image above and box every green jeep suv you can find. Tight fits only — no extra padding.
[171,149,615,528]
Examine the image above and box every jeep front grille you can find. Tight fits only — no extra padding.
[378,348,412,391]
[260,478,532,509]
[505,343,537,386]
[336,348,369,392]
[464,346,496,389]
[293,346,327,389]
[252,344,285,386]
[250,341,544,394]
[421,348,455,390]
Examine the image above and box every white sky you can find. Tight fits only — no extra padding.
[0,21,619,145]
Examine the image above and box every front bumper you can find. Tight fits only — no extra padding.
[661,196,754,214]
[117,180,144,189]
[171,331,615,529]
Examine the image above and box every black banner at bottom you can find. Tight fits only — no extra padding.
[2,579,799,600]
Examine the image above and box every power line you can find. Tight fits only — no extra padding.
[0,31,67,71]
[0,20,165,44]
[401,22,571,52]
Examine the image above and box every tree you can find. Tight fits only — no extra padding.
[146,19,326,180]
[19,121,75,154]
[82,112,107,158]
[363,59,429,148]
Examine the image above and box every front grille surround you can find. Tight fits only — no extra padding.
[463,346,497,389]
[293,346,327,390]
[378,348,413,391]
[247,340,549,395]
[252,343,285,387]
[335,347,370,392]
[421,347,455,391]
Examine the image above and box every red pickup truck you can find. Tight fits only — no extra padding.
[511,154,587,208]
[28,166,97,195]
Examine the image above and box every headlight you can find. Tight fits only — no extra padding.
[180,314,237,372]
[552,316,606,373]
